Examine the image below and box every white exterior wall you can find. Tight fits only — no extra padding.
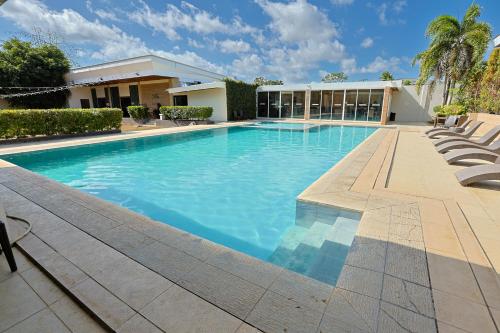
[390,84,444,122]
[172,88,228,122]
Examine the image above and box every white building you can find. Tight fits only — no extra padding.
[65,55,227,121]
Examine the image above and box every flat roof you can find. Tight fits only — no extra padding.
[66,54,225,85]
[167,82,226,94]
[257,80,403,92]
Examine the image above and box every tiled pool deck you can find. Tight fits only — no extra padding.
[0,122,499,333]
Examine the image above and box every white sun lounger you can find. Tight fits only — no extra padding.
[429,121,483,142]
[444,148,500,164]
[436,127,500,153]
[455,156,500,186]
[425,116,458,135]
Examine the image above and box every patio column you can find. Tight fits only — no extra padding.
[380,87,393,125]
[304,89,311,120]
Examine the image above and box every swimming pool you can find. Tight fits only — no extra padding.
[3,124,376,285]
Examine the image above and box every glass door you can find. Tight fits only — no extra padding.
[280,92,292,118]
[257,92,268,117]
[269,92,280,118]
[320,90,333,120]
[310,91,321,119]
[344,90,357,121]
[292,91,305,118]
[332,91,344,120]
[369,90,384,121]
[355,90,370,121]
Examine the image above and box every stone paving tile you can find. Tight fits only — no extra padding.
[178,261,265,318]
[0,275,46,332]
[268,269,333,313]
[381,274,434,318]
[206,247,283,289]
[141,285,242,333]
[246,290,323,333]
[20,267,65,305]
[389,223,423,242]
[236,323,263,333]
[324,288,380,333]
[433,290,497,333]
[345,236,387,273]
[58,237,127,278]
[426,250,484,305]
[385,242,429,287]
[34,219,94,253]
[92,256,173,311]
[378,301,437,333]
[50,296,107,333]
[128,240,202,283]
[70,278,136,331]
[437,321,470,333]
[37,252,89,290]
[336,265,383,299]
[98,224,156,256]
[117,314,163,333]
[0,248,34,282]
[16,233,53,261]
[3,308,70,333]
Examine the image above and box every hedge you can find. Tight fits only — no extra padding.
[224,78,258,120]
[160,106,213,120]
[0,108,122,139]
[127,105,150,120]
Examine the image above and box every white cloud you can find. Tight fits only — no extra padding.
[256,0,338,44]
[187,38,204,48]
[253,0,348,82]
[360,37,374,48]
[218,39,251,54]
[231,54,263,80]
[0,0,224,73]
[342,56,403,74]
[374,1,407,25]
[129,0,258,40]
[85,0,121,22]
[331,0,354,5]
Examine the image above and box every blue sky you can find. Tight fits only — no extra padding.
[0,0,498,83]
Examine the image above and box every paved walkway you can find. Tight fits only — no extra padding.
[0,122,498,333]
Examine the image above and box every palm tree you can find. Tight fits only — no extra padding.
[413,4,491,105]
[380,71,394,81]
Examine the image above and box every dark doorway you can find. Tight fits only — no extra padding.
[97,98,107,108]
[120,97,131,117]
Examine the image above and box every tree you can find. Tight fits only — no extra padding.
[456,61,486,113]
[413,4,491,105]
[380,71,394,81]
[253,77,283,86]
[321,72,348,82]
[479,48,500,113]
[0,38,70,108]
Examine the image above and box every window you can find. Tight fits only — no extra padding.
[80,99,90,109]
[344,90,357,121]
[355,90,370,121]
[257,92,268,117]
[280,92,292,118]
[332,91,344,120]
[268,92,280,118]
[310,91,321,119]
[173,95,188,106]
[292,91,305,118]
[320,90,333,120]
[369,90,384,121]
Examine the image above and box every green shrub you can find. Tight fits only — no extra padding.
[0,108,122,139]
[433,104,466,116]
[159,106,213,120]
[224,78,258,120]
[127,105,150,120]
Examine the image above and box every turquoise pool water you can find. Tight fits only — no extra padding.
[4,124,376,285]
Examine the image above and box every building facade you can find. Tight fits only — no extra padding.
[65,55,226,119]
[255,81,442,124]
